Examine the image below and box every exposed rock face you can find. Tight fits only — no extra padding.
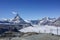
[39,17,60,26]
[12,14,26,24]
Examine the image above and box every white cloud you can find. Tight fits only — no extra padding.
[12,11,17,15]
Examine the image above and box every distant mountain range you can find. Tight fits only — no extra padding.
[1,15,60,27]
[28,17,60,26]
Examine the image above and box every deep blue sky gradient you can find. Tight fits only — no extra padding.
[0,0,60,20]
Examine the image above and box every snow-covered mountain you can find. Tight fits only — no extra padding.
[0,14,30,24]
[21,17,60,27]
[39,17,56,25]
[28,17,56,26]
[0,14,32,30]
[40,17,56,22]
[1,16,60,27]
[52,17,60,26]
[11,14,26,24]
[39,17,60,26]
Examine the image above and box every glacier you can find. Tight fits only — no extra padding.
[19,25,60,35]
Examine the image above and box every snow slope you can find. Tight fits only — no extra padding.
[19,25,60,35]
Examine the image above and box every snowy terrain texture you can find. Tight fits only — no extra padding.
[20,25,60,35]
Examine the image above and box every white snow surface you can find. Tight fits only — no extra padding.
[19,25,60,35]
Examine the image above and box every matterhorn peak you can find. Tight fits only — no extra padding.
[14,13,20,20]
[12,13,25,23]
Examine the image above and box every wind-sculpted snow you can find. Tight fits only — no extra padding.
[20,25,60,35]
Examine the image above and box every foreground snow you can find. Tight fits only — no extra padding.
[19,25,60,35]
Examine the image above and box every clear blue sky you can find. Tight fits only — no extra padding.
[0,0,60,20]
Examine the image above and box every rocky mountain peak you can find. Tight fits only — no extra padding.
[12,14,25,23]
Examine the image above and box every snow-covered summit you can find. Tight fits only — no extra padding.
[11,14,26,24]
[40,17,56,22]
[39,17,56,25]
